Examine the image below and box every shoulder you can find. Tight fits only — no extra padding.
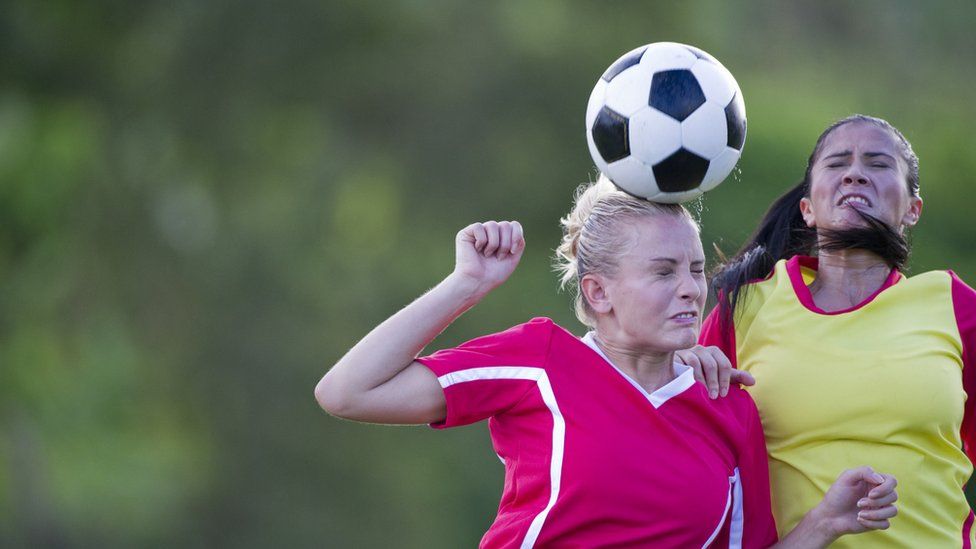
[947,270,976,295]
[457,317,590,363]
[722,385,760,412]
[506,316,558,336]
[946,271,976,325]
[901,268,970,286]
[742,257,794,298]
[725,259,793,329]
[458,317,558,352]
[900,270,976,303]
[418,318,560,375]
[705,385,761,427]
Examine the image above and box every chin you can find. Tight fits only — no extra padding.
[837,209,873,225]
[662,333,698,353]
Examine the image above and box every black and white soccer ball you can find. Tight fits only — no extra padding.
[586,42,746,203]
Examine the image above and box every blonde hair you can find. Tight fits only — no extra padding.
[554,174,698,327]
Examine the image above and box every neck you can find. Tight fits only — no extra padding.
[808,248,892,310]
[592,332,675,393]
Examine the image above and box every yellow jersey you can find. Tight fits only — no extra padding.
[700,256,976,548]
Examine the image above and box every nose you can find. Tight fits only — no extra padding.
[678,270,702,302]
[843,165,868,185]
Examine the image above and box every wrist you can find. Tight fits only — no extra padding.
[443,272,493,305]
[803,504,841,547]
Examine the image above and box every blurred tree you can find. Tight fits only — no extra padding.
[1,0,974,546]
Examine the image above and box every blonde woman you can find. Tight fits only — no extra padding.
[316,177,897,548]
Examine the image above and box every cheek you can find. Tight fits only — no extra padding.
[873,186,910,224]
[811,185,834,212]
[640,287,668,311]
[636,283,673,314]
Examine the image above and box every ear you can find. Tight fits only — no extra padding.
[580,274,612,315]
[798,196,816,228]
[901,196,923,227]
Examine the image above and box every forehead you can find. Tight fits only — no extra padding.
[623,215,704,260]
[820,122,901,156]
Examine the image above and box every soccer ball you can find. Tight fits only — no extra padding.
[585,42,746,203]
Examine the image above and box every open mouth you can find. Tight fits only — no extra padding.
[671,312,697,321]
[837,194,872,208]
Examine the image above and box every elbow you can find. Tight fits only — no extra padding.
[314,374,355,418]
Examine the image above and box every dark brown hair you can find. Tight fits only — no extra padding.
[711,114,919,319]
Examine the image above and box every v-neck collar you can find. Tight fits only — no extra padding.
[786,256,902,315]
[581,332,696,408]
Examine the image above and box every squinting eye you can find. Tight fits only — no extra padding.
[872,163,889,168]
[657,270,673,276]
[826,163,845,168]
[692,269,705,274]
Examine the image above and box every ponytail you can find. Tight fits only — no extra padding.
[711,114,919,326]
[711,180,815,324]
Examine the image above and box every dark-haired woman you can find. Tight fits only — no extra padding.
[688,115,976,547]
[316,177,899,548]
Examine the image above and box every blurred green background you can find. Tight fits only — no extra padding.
[3,0,976,547]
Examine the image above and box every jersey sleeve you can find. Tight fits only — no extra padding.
[735,391,778,548]
[949,271,976,466]
[699,301,738,369]
[416,317,554,429]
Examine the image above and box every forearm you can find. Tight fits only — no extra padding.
[771,506,836,549]
[773,505,841,549]
[316,220,525,423]
[315,273,486,410]
[771,467,897,548]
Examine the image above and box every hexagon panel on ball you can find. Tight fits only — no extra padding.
[649,69,706,122]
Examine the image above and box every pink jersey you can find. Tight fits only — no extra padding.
[417,317,777,548]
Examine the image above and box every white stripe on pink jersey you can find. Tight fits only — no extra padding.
[436,366,565,549]
[729,468,744,548]
[700,467,743,549]
[702,476,733,548]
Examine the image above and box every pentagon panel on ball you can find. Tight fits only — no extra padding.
[585,42,747,203]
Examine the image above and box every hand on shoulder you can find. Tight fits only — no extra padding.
[675,344,755,399]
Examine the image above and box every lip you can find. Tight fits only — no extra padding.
[836,193,873,208]
[669,311,698,323]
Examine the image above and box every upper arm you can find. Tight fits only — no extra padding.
[414,318,553,428]
[315,361,446,425]
[321,318,553,427]
[347,361,447,425]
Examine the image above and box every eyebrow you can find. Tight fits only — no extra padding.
[647,257,706,265]
[822,150,897,162]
